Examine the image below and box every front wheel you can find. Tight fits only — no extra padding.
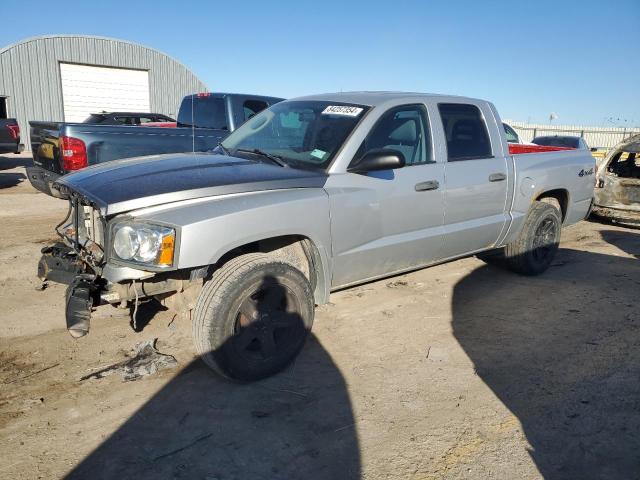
[192,253,314,381]
[503,201,562,275]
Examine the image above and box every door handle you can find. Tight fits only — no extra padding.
[415,180,439,191]
[489,173,507,182]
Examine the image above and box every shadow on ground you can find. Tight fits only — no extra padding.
[453,244,640,479]
[0,154,29,189]
[0,172,26,189]
[0,154,31,170]
[67,279,360,480]
[600,229,640,258]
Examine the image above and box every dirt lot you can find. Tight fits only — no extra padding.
[1,152,639,479]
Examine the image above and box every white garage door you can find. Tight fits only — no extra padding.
[59,63,150,122]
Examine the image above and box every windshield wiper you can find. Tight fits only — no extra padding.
[216,142,231,156]
[235,148,289,168]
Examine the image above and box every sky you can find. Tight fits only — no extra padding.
[1,0,638,126]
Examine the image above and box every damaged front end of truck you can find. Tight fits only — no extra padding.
[593,134,640,227]
[38,186,202,338]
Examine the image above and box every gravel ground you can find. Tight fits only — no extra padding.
[1,152,639,479]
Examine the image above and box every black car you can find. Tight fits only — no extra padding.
[83,112,175,126]
[532,135,590,150]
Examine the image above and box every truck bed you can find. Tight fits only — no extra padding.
[27,121,228,196]
[27,92,284,196]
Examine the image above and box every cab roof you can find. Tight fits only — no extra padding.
[290,91,486,107]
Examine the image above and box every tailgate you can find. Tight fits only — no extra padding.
[30,121,64,174]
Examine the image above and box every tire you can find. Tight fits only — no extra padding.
[192,253,314,381]
[503,201,562,276]
[539,196,561,212]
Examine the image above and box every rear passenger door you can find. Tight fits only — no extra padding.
[438,102,509,258]
[329,104,446,287]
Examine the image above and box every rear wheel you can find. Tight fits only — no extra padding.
[503,201,562,275]
[192,253,314,381]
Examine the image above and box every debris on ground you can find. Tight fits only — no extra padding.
[80,339,177,382]
[386,279,409,288]
[4,363,60,385]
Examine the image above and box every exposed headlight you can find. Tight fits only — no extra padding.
[113,226,140,260]
[111,222,176,267]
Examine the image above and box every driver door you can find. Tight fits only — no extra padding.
[326,104,446,288]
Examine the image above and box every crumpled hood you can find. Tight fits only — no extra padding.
[56,152,327,216]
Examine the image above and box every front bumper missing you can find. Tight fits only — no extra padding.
[38,244,100,338]
[38,243,85,285]
[65,275,98,338]
[39,244,188,338]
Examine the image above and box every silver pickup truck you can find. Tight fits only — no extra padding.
[42,92,595,381]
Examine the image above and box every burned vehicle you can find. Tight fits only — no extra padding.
[39,92,595,381]
[593,133,640,227]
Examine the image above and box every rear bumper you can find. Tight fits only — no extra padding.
[592,205,640,227]
[0,141,22,154]
[26,166,64,197]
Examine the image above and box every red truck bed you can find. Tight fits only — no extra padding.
[509,144,573,155]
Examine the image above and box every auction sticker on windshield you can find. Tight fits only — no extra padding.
[310,149,327,160]
[322,105,363,116]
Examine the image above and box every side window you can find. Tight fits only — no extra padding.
[503,123,519,143]
[358,105,432,166]
[438,103,492,161]
[243,100,269,121]
[114,116,134,125]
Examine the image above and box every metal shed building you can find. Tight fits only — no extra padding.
[0,34,208,150]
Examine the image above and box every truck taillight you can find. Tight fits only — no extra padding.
[60,136,87,171]
[6,124,19,140]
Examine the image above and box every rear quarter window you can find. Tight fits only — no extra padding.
[438,103,492,161]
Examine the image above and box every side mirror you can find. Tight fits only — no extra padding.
[348,148,405,173]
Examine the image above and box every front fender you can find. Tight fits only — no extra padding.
[133,188,333,303]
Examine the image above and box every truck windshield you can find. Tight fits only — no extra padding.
[221,101,369,169]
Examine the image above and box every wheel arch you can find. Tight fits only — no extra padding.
[212,234,331,305]
[535,188,569,221]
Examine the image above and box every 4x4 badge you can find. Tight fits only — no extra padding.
[579,168,594,177]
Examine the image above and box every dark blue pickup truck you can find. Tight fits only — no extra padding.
[27,92,283,196]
